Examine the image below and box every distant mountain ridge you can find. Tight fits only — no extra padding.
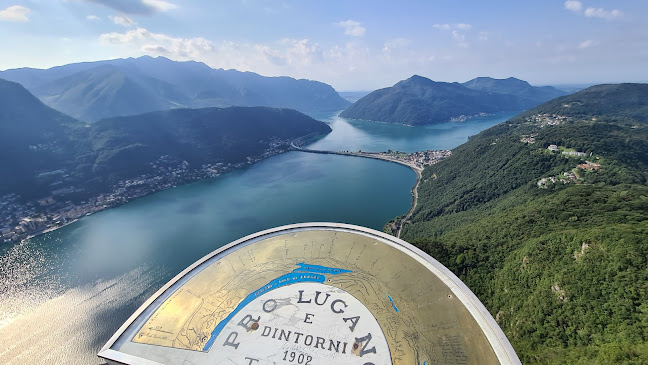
[340,75,566,125]
[462,76,565,105]
[0,56,350,122]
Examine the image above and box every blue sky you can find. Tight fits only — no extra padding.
[1,0,647,90]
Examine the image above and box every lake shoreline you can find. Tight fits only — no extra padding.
[290,144,451,238]
[8,140,308,245]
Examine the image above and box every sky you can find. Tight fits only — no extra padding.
[1,0,647,91]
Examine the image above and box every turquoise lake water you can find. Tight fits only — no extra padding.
[0,111,514,364]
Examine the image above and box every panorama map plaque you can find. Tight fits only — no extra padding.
[98,223,520,365]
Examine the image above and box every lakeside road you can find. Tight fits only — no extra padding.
[290,144,423,238]
[396,166,421,238]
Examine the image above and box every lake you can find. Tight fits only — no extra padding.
[0,111,513,364]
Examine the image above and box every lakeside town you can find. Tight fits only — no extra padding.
[353,149,452,238]
[1,138,293,244]
[523,113,571,128]
[357,149,452,170]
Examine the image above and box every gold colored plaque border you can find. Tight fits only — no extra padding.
[98,222,521,365]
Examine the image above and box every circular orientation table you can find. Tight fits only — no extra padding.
[99,223,520,365]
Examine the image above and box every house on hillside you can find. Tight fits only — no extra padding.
[562,151,586,157]
[579,161,601,170]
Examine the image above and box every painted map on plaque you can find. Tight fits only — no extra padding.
[98,223,520,365]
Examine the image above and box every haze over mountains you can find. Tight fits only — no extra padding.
[0,56,350,122]
[340,75,566,125]
[0,77,331,199]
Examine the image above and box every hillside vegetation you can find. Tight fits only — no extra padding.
[0,79,89,198]
[400,83,648,363]
[89,107,331,180]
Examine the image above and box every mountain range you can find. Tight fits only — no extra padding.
[340,75,566,125]
[0,77,331,199]
[0,56,350,122]
[401,83,648,363]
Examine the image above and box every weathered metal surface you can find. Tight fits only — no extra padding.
[99,223,520,365]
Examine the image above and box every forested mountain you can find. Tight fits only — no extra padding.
[0,56,350,122]
[399,83,648,363]
[0,78,89,197]
[89,107,330,180]
[0,77,331,199]
[340,75,565,125]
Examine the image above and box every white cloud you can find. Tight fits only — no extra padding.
[281,38,321,65]
[434,23,473,48]
[335,20,366,37]
[382,38,412,53]
[578,39,598,49]
[256,39,322,67]
[584,7,622,20]
[452,31,469,48]
[99,28,213,59]
[142,0,177,12]
[452,30,465,42]
[97,29,327,79]
[0,5,31,22]
[564,1,583,12]
[86,0,176,15]
[141,44,171,54]
[86,15,100,21]
[433,23,472,31]
[110,15,136,27]
[323,42,371,74]
[564,1,623,20]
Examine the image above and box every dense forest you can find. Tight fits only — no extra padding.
[400,84,648,363]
